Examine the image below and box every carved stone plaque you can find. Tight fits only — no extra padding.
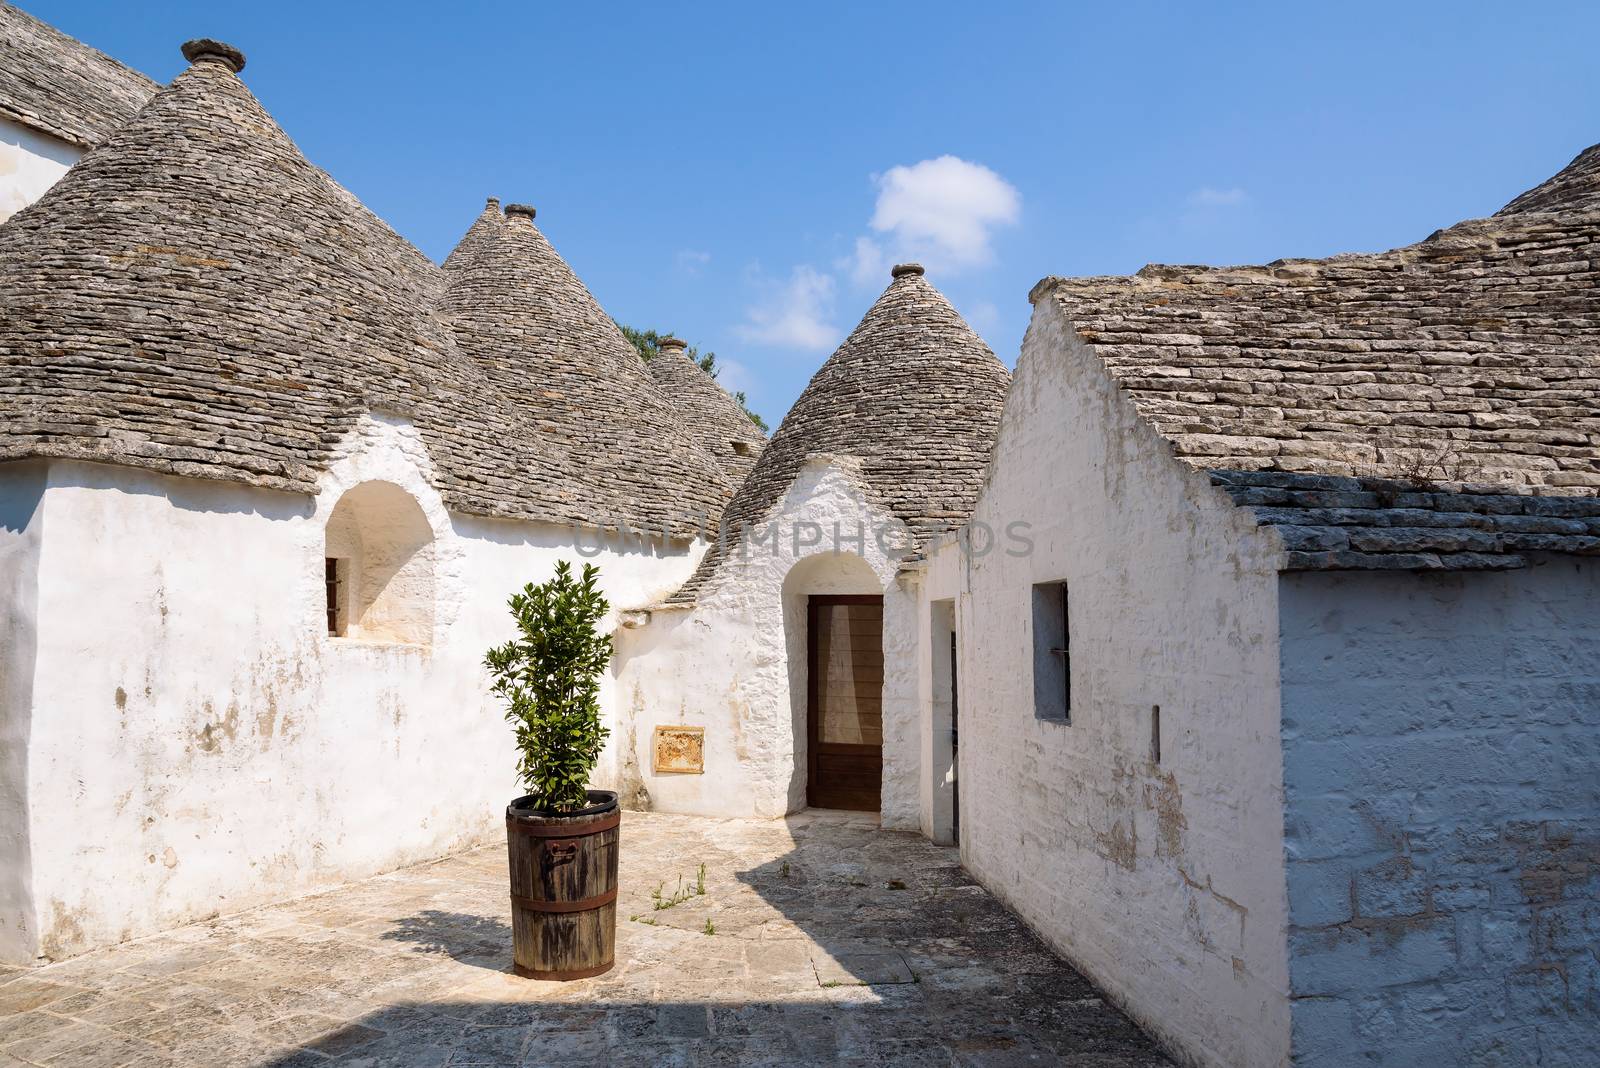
[653,725,705,774]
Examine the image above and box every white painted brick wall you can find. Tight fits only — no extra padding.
[1279,561,1600,1067]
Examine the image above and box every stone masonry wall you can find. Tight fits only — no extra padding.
[1279,560,1600,1066]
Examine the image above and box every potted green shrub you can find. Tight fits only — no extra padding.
[485,560,620,980]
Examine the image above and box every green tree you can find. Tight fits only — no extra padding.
[484,561,613,812]
[620,324,769,433]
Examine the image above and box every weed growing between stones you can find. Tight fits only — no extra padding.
[651,862,709,911]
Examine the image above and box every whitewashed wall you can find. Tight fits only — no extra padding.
[1279,561,1600,1067]
[0,117,79,225]
[612,456,915,824]
[906,538,964,844]
[0,463,47,963]
[946,298,1294,1068]
[2,413,701,963]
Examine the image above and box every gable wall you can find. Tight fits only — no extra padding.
[1278,560,1600,1066]
[948,299,1293,1068]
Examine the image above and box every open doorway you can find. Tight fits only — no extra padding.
[806,594,884,811]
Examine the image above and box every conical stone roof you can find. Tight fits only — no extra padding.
[1497,142,1600,217]
[439,203,733,535]
[669,265,1011,603]
[647,338,766,484]
[0,43,594,527]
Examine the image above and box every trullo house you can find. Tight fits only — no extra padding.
[0,7,1596,1068]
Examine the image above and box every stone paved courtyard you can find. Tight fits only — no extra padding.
[0,812,1171,1067]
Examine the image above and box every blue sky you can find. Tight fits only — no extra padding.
[28,2,1600,427]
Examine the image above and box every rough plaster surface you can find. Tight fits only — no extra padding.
[0,117,76,224]
[0,463,46,963]
[878,573,922,831]
[613,457,913,823]
[2,413,701,964]
[1279,560,1600,1067]
[944,299,1294,1068]
[915,549,963,845]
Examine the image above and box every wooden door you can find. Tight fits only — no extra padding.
[807,594,884,811]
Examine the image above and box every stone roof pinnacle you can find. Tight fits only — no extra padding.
[180,38,245,74]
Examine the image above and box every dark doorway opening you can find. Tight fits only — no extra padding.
[951,628,960,844]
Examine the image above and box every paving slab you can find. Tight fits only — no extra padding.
[0,811,1172,1066]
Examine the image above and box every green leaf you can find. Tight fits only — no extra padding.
[483,560,614,811]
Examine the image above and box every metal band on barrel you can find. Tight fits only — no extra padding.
[505,810,621,837]
[510,888,618,914]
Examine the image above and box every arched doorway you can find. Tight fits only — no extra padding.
[323,480,435,645]
[781,552,884,811]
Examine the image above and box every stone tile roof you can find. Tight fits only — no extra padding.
[646,338,766,485]
[1498,143,1600,217]
[1210,470,1600,572]
[439,203,732,535]
[0,49,604,528]
[1036,143,1600,571]
[0,2,156,147]
[669,265,1011,603]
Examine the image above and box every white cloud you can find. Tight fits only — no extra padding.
[675,249,711,275]
[843,156,1020,284]
[845,235,890,287]
[735,156,1017,361]
[1186,186,1248,208]
[733,266,838,351]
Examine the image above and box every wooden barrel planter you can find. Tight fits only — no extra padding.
[505,789,620,981]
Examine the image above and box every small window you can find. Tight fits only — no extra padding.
[731,440,752,457]
[1032,581,1070,722]
[325,558,345,636]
